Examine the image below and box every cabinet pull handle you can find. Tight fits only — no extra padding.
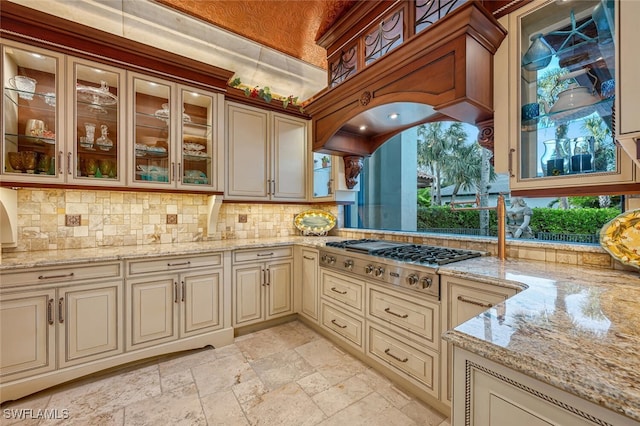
[330,287,347,295]
[171,162,176,181]
[384,348,408,363]
[167,261,191,267]
[262,268,266,286]
[271,179,275,195]
[58,151,64,174]
[267,179,271,195]
[67,152,72,175]
[303,256,314,260]
[266,268,270,286]
[457,295,493,309]
[178,162,182,182]
[174,282,179,303]
[58,297,64,323]
[257,252,274,257]
[38,272,74,280]
[331,319,347,329]
[508,148,515,178]
[384,307,408,318]
[181,280,185,302]
[47,298,54,325]
[328,178,333,195]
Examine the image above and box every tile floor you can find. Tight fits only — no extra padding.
[1,321,450,426]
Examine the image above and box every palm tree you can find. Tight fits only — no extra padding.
[417,122,467,205]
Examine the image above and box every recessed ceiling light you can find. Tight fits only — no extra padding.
[359,125,367,131]
[388,113,399,120]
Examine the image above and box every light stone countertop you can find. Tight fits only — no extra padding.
[2,239,639,421]
[440,257,640,422]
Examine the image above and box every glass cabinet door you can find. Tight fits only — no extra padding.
[2,42,63,182]
[178,87,217,189]
[517,0,625,182]
[71,59,123,185]
[312,152,333,198]
[130,74,173,187]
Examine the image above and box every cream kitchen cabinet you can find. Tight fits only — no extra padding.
[128,72,224,191]
[225,101,308,201]
[1,39,127,187]
[493,0,636,193]
[232,246,294,327]
[297,247,319,323]
[125,254,226,351]
[0,262,123,403]
[452,347,635,426]
[440,275,518,407]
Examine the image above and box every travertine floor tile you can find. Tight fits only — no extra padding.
[243,382,326,426]
[191,352,256,397]
[250,348,315,390]
[312,375,374,417]
[297,371,333,396]
[401,400,447,426]
[123,384,205,426]
[317,391,392,426]
[200,390,249,425]
[0,392,51,426]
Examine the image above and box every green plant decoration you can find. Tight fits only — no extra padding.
[228,77,304,112]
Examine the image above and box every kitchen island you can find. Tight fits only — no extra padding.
[440,257,640,424]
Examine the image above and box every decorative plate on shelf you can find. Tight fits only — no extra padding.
[599,209,640,270]
[294,210,336,236]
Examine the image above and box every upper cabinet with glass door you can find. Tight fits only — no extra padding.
[505,0,634,191]
[2,41,64,183]
[69,58,125,186]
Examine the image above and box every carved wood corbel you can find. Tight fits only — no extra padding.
[476,119,495,165]
[343,155,364,189]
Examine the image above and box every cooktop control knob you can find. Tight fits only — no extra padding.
[344,260,354,270]
[419,276,433,289]
[365,264,374,274]
[407,274,419,286]
[321,254,328,263]
[374,266,385,277]
[328,256,336,265]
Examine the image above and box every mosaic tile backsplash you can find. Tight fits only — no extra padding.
[6,188,338,252]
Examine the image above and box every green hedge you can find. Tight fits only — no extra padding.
[417,206,619,235]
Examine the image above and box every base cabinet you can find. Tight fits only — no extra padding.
[232,247,293,327]
[452,347,636,426]
[298,248,319,322]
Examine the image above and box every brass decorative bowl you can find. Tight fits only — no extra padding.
[37,153,52,174]
[8,151,23,172]
[21,151,37,173]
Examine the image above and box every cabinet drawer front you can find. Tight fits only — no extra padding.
[368,325,438,396]
[368,286,439,349]
[320,270,364,312]
[3,262,122,287]
[233,247,292,263]
[321,302,363,348]
[126,254,222,276]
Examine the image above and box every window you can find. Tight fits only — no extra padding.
[344,121,623,245]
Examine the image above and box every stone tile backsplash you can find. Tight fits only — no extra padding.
[6,188,338,252]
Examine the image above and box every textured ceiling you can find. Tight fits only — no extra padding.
[156,0,356,69]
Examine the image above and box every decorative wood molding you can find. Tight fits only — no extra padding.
[476,118,495,165]
[344,156,364,189]
[305,1,507,157]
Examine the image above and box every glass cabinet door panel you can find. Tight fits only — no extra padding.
[131,75,172,186]
[312,152,333,198]
[72,60,123,184]
[2,42,62,181]
[180,88,214,188]
[518,0,618,180]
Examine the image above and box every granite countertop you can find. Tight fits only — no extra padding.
[2,239,639,421]
[0,236,342,271]
[440,257,640,422]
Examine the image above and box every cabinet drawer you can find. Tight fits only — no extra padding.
[2,262,122,287]
[233,246,292,263]
[321,301,363,349]
[126,253,222,276]
[368,285,439,350]
[368,325,439,397]
[320,269,364,312]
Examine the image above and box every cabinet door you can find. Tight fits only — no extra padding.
[180,270,223,337]
[226,102,269,199]
[126,276,178,350]
[232,263,263,326]
[1,41,65,184]
[300,249,319,321]
[58,280,123,368]
[266,260,293,319]
[128,72,175,188]
[0,288,56,381]
[177,85,224,191]
[271,113,307,201]
[68,57,125,186]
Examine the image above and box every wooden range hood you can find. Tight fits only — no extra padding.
[305,1,507,160]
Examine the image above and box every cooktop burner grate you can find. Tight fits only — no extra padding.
[370,245,483,265]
